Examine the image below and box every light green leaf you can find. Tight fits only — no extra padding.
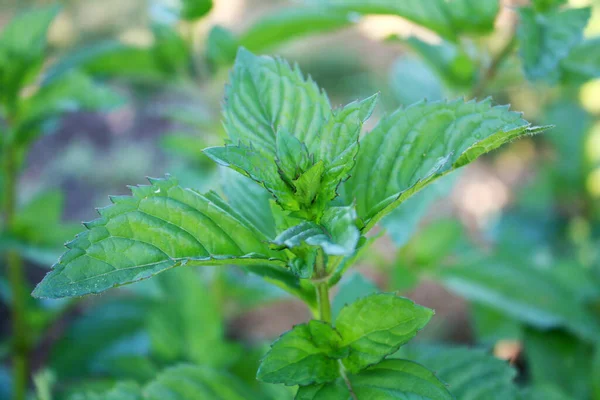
[296,359,452,400]
[240,8,354,52]
[319,0,498,40]
[180,0,212,20]
[223,48,330,154]
[204,145,299,211]
[292,161,326,210]
[271,206,360,257]
[532,0,567,12]
[438,260,600,341]
[518,6,591,82]
[0,5,60,105]
[560,37,600,84]
[396,345,518,400]
[390,56,443,106]
[336,293,433,373]
[69,382,143,400]
[257,320,346,386]
[524,328,593,399]
[344,98,547,230]
[32,176,285,299]
[331,273,379,320]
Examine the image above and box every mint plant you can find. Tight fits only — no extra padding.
[33,47,547,398]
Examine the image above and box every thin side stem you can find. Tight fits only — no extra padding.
[471,34,517,99]
[338,360,357,400]
[3,142,29,400]
[314,250,332,323]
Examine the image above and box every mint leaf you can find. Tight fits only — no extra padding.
[320,0,498,39]
[69,382,142,400]
[206,25,239,68]
[520,385,572,400]
[293,160,326,210]
[276,127,312,184]
[257,320,346,386]
[397,345,518,400]
[518,6,591,82]
[32,176,285,299]
[344,98,548,231]
[271,206,360,258]
[204,145,299,210]
[533,0,567,12]
[296,359,452,400]
[331,273,379,320]
[223,48,330,154]
[336,293,433,373]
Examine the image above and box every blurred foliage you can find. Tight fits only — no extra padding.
[0,0,599,399]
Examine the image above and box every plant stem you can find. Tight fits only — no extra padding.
[471,33,517,99]
[3,142,29,400]
[314,250,332,323]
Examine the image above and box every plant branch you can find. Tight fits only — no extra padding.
[471,33,517,99]
[3,140,29,400]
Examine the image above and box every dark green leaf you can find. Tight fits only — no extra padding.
[33,176,285,299]
[257,320,345,386]
[335,293,433,373]
[296,359,452,400]
[518,6,591,82]
[519,385,572,400]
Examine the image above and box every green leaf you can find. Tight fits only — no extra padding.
[335,293,433,373]
[319,0,498,40]
[69,382,143,400]
[560,37,600,84]
[240,7,354,52]
[148,268,237,368]
[0,5,60,105]
[222,48,330,155]
[276,127,312,184]
[344,98,548,231]
[292,161,325,210]
[296,359,452,400]
[180,0,212,20]
[331,273,379,320]
[389,56,443,106]
[593,342,600,400]
[271,207,360,257]
[396,345,518,400]
[204,145,299,210]
[518,6,591,82]
[32,176,285,299]
[404,36,476,89]
[221,168,277,239]
[532,0,567,12]
[15,72,123,146]
[257,320,346,386]
[524,328,593,399]
[437,259,600,341]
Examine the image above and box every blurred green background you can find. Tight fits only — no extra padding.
[1,0,600,399]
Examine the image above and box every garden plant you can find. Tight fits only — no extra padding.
[33,47,548,398]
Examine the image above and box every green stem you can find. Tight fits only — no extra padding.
[338,360,357,400]
[3,142,29,400]
[314,250,332,323]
